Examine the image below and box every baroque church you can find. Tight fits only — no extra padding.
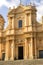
[0,4,43,61]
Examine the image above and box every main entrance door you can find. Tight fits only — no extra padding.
[39,50,43,58]
[18,46,23,59]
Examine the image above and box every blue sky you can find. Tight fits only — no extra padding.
[0,0,43,28]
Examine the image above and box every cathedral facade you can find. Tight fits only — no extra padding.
[0,4,43,61]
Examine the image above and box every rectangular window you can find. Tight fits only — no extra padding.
[18,20,22,28]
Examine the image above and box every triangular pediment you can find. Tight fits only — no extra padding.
[15,5,25,13]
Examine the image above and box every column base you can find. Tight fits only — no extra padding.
[5,57,9,61]
[29,56,33,59]
[5,56,10,61]
[10,57,14,60]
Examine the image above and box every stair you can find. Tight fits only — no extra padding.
[0,59,43,65]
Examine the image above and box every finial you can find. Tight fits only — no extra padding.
[29,0,35,6]
[20,0,22,5]
[9,7,11,11]
[29,0,33,6]
[30,2,32,5]
[20,0,21,5]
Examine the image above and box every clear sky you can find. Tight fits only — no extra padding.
[0,0,43,28]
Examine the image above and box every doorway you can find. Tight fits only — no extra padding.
[2,53,5,60]
[18,46,23,59]
[39,50,43,58]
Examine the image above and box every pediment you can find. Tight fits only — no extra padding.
[15,5,25,13]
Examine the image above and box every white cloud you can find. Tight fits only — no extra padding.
[0,0,8,7]
[0,0,20,8]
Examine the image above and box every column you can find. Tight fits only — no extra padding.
[8,17,12,29]
[12,16,15,29]
[29,13,32,31]
[5,40,10,60]
[24,38,28,59]
[24,14,28,32]
[25,14,27,26]
[10,40,15,60]
[29,38,33,59]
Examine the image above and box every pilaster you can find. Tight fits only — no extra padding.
[34,38,37,59]
[5,40,10,60]
[29,38,33,59]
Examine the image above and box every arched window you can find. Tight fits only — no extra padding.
[18,20,22,28]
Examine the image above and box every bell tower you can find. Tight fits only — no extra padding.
[24,5,37,32]
[24,4,37,59]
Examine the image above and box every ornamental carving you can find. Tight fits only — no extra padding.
[15,39,25,43]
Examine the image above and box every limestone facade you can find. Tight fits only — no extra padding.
[0,4,43,61]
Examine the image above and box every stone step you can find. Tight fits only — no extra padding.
[0,59,43,65]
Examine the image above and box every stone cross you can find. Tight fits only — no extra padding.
[20,0,21,5]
